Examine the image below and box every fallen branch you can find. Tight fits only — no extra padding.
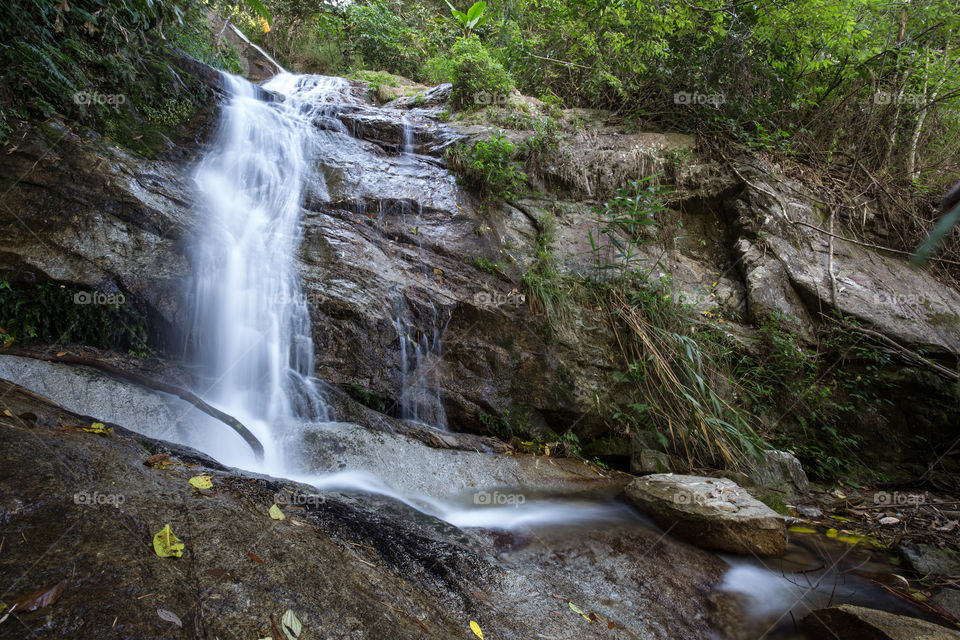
[0,349,264,460]
[850,326,959,382]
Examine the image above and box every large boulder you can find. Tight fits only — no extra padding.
[622,474,787,555]
[803,604,960,639]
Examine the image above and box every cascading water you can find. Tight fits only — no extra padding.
[189,72,344,469]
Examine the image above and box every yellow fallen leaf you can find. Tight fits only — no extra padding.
[788,526,817,534]
[433,268,443,275]
[82,422,111,435]
[569,602,591,620]
[269,504,285,520]
[470,620,483,639]
[188,475,213,490]
[152,524,184,558]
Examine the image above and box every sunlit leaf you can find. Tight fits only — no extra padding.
[269,504,285,520]
[188,475,213,490]
[82,422,111,435]
[153,524,184,558]
[470,620,484,639]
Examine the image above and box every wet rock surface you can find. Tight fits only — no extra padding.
[803,604,960,639]
[622,474,788,555]
[0,379,734,639]
[2,57,956,451]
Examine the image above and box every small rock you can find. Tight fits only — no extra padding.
[803,604,960,639]
[796,505,823,518]
[900,543,960,576]
[621,474,787,556]
[879,516,901,525]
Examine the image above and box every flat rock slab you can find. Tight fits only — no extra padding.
[622,474,787,555]
[803,604,960,639]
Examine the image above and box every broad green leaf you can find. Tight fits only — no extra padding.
[152,524,184,558]
[466,1,486,22]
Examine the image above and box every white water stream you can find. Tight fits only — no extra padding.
[185,69,633,530]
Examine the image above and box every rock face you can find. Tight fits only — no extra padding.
[622,474,788,555]
[803,604,960,639]
[0,378,735,640]
[208,12,283,82]
[748,450,810,500]
[0,52,957,461]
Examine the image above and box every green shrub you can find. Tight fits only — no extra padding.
[0,280,149,354]
[449,38,514,110]
[424,55,455,84]
[446,134,526,199]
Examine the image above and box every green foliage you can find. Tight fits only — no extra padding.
[733,312,893,480]
[444,1,488,38]
[351,70,400,103]
[449,37,513,110]
[423,54,455,84]
[446,134,526,199]
[342,1,425,78]
[345,382,387,413]
[473,257,506,277]
[0,0,236,145]
[276,0,958,199]
[0,280,148,353]
[589,177,674,284]
[522,211,571,329]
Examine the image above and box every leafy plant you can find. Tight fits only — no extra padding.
[589,176,673,284]
[0,280,149,353]
[449,37,514,110]
[444,1,488,38]
[446,134,526,199]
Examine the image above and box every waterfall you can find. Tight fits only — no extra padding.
[189,73,345,467]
